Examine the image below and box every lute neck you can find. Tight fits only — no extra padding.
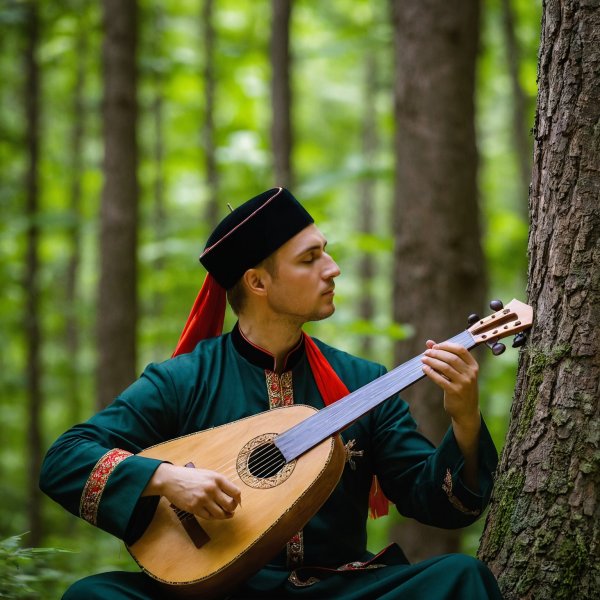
[275,329,476,462]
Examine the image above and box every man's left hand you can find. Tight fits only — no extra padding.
[421,340,482,491]
[421,340,480,427]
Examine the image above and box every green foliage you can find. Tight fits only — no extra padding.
[0,534,71,599]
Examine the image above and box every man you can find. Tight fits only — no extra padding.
[40,188,502,599]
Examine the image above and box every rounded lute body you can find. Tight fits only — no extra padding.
[127,405,346,598]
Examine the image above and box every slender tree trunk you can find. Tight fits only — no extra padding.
[23,0,43,546]
[97,0,139,410]
[150,3,166,318]
[478,2,600,598]
[270,0,293,188]
[390,0,486,562]
[500,0,533,215]
[358,54,379,358]
[202,0,219,230]
[65,9,87,426]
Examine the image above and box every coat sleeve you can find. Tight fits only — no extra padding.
[39,361,184,545]
[370,392,498,529]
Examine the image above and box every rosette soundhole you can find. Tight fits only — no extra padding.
[248,443,286,478]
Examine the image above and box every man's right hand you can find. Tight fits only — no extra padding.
[143,463,242,520]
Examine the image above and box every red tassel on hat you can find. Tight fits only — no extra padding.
[172,273,226,357]
[304,334,390,518]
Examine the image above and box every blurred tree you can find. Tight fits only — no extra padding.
[202,0,219,230]
[479,1,600,598]
[148,1,166,318]
[23,0,43,547]
[390,0,487,561]
[500,0,532,217]
[64,3,89,427]
[97,0,139,409]
[357,52,379,358]
[270,0,293,188]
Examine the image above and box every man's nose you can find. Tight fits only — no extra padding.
[323,254,341,279]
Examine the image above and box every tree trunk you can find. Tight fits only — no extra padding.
[500,0,533,216]
[202,0,219,230]
[150,3,166,318]
[390,0,486,562]
[23,0,43,546]
[97,0,139,410]
[270,0,293,188]
[65,9,87,426]
[358,54,379,359]
[478,2,600,598]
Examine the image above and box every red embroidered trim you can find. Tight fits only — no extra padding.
[265,370,294,408]
[264,370,302,566]
[80,448,132,525]
[287,531,304,570]
[442,468,481,516]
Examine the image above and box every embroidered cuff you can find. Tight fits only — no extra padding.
[442,468,481,516]
[437,417,498,517]
[80,448,132,525]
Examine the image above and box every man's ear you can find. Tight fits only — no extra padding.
[243,267,269,297]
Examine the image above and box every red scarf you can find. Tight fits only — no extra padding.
[173,273,389,518]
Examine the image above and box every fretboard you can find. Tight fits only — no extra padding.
[275,330,476,462]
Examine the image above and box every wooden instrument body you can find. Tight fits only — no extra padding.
[127,405,346,598]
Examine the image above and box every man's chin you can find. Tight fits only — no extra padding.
[309,304,336,323]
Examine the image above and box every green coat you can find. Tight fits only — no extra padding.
[41,326,501,599]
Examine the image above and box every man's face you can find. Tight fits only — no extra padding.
[262,224,341,325]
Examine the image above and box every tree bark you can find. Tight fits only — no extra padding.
[97,0,139,410]
[23,0,43,546]
[390,0,486,562]
[478,2,600,598]
[270,0,293,188]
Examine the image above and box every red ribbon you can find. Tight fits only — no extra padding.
[172,273,226,357]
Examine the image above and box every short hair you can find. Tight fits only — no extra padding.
[226,279,246,316]
[226,254,278,316]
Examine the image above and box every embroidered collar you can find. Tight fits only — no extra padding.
[231,322,305,372]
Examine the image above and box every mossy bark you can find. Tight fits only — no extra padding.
[478,1,600,598]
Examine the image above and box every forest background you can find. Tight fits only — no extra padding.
[1,0,542,597]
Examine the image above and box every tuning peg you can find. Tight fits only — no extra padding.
[512,332,528,348]
[467,313,480,326]
[486,340,506,356]
[489,299,504,311]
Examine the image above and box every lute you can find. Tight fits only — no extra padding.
[127,299,533,598]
